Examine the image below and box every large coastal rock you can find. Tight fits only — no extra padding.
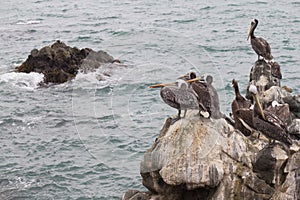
[122,58,300,199]
[122,112,300,200]
[16,40,115,83]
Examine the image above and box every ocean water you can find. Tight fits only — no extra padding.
[0,0,299,199]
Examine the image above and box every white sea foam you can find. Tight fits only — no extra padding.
[0,72,44,90]
[16,20,41,25]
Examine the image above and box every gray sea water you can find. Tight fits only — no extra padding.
[0,0,300,199]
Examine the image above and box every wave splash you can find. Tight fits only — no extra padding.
[0,72,44,90]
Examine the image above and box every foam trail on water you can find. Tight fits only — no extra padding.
[0,72,44,90]
[16,20,41,25]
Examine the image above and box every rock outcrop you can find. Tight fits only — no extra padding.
[121,59,300,200]
[246,60,281,102]
[16,40,116,84]
[122,111,300,200]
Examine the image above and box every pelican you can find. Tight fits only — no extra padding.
[247,19,273,61]
[206,75,225,119]
[179,71,211,117]
[270,61,282,79]
[154,79,205,123]
[231,79,253,136]
[249,84,292,146]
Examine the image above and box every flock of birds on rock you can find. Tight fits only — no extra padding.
[150,19,294,147]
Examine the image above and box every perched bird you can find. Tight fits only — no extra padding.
[265,101,291,123]
[179,71,211,117]
[159,79,204,123]
[249,84,292,146]
[231,79,253,136]
[269,61,282,80]
[206,75,225,119]
[247,19,273,61]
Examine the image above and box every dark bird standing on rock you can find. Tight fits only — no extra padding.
[206,75,225,119]
[179,71,211,117]
[231,79,254,136]
[157,79,208,123]
[247,19,273,61]
[269,61,282,79]
[249,84,293,146]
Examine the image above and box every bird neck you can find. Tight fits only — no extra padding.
[233,82,243,100]
[249,22,258,39]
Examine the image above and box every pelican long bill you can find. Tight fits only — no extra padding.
[149,77,201,88]
[253,93,266,120]
[247,25,252,41]
[149,82,175,88]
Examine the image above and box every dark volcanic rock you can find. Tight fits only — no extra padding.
[253,144,289,186]
[284,95,300,119]
[121,190,151,200]
[16,40,114,84]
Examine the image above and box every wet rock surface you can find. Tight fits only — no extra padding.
[16,40,115,84]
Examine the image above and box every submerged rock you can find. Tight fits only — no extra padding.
[16,40,116,84]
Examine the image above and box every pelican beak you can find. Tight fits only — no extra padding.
[247,28,251,41]
[247,23,252,41]
[149,82,176,88]
[186,77,202,83]
[177,73,190,80]
[149,76,201,88]
[253,93,266,120]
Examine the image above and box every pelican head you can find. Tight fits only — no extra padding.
[232,79,238,87]
[271,100,280,107]
[206,75,213,85]
[247,19,258,41]
[149,75,201,89]
[176,79,188,89]
[249,84,258,94]
[249,84,265,119]
[178,71,197,81]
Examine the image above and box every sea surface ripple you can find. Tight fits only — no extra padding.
[0,0,299,199]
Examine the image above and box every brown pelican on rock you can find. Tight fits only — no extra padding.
[269,61,282,79]
[247,19,273,61]
[150,79,208,124]
[206,75,225,119]
[231,79,254,136]
[249,84,292,146]
[179,71,211,117]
